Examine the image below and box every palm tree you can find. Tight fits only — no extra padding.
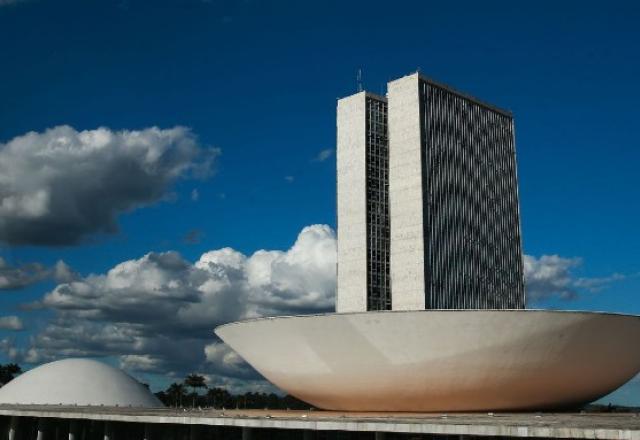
[166,382,186,408]
[207,387,232,409]
[184,373,207,407]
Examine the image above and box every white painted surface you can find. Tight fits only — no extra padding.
[216,310,640,412]
[0,358,163,407]
[336,92,368,313]
[387,73,427,310]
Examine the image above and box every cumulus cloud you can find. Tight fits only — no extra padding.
[8,225,336,387]
[6,225,624,389]
[0,257,76,290]
[524,254,625,302]
[0,316,23,331]
[312,148,333,162]
[0,257,48,290]
[52,260,79,283]
[0,125,218,246]
[204,342,256,379]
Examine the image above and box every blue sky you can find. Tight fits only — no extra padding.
[0,0,639,404]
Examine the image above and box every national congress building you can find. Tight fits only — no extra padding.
[216,72,640,414]
[337,73,525,312]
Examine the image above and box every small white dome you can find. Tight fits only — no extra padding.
[0,358,163,407]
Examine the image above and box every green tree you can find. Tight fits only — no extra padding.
[184,373,207,407]
[166,382,186,408]
[206,387,233,409]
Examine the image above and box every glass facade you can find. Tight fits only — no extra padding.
[365,96,391,311]
[420,79,525,309]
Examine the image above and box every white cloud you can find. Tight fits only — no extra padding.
[0,257,75,290]
[204,374,279,395]
[524,254,625,303]
[53,260,79,283]
[204,342,255,379]
[0,316,23,331]
[119,355,167,373]
[8,225,336,385]
[5,226,625,388]
[0,257,48,290]
[312,148,333,162]
[0,125,218,245]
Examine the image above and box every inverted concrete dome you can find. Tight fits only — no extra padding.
[0,358,163,407]
[216,310,640,412]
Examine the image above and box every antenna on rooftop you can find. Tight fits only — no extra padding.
[357,68,363,92]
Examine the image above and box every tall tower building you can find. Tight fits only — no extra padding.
[336,92,391,313]
[388,73,524,310]
[336,73,525,313]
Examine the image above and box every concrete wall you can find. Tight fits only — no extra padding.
[336,92,368,313]
[387,73,426,310]
[4,411,640,440]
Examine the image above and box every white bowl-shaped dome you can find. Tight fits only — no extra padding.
[0,358,163,407]
[216,310,640,412]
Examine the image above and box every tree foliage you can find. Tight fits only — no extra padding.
[184,373,206,389]
[154,373,312,409]
[0,364,22,386]
[184,373,207,407]
[163,382,186,407]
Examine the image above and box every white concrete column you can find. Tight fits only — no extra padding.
[8,416,18,440]
[303,430,314,440]
[374,433,385,440]
[143,424,152,440]
[68,420,79,440]
[241,427,252,440]
[336,91,370,313]
[36,419,47,440]
[388,72,427,310]
[103,422,112,440]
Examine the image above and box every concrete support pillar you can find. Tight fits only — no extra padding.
[36,419,47,440]
[303,430,314,440]
[143,424,152,440]
[374,433,385,440]
[8,416,18,440]
[103,422,112,440]
[241,427,252,440]
[68,421,79,440]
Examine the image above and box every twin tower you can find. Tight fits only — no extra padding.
[336,73,525,313]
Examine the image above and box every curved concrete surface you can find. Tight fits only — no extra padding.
[0,358,163,407]
[216,310,640,412]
